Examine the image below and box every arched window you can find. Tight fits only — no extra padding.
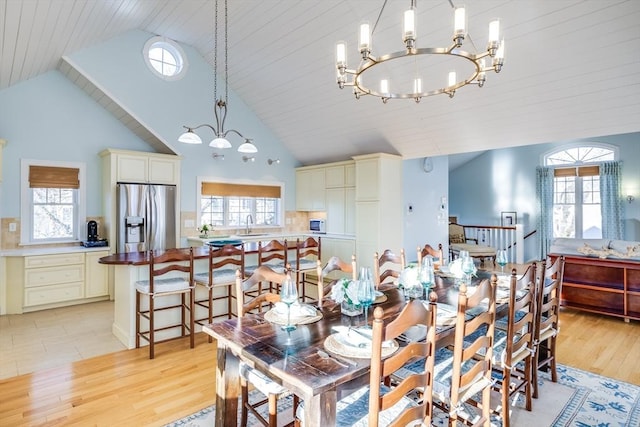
[543,144,616,239]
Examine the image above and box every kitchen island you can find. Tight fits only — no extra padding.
[99,241,300,348]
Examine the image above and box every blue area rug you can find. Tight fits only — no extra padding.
[165,364,640,427]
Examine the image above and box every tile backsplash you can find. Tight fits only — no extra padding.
[0,217,106,250]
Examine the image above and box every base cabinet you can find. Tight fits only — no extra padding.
[551,254,640,321]
[5,250,111,314]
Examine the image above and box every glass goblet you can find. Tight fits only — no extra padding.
[357,276,375,328]
[496,249,508,274]
[462,256,475,284]
[420,257,435,299]
[280,275,298,332]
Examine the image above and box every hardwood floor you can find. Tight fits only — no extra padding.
[0,308,638,426]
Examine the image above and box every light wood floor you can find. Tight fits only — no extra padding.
[0,307,638,426]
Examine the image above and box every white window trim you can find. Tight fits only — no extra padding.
[143,36,188,81]
[196,176,285,231]
[541,142,618,166]
[20,159,87,245]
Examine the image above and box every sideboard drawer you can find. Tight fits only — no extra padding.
[25,253,85,268]
[24,282,84,307]
[24,265,85,287]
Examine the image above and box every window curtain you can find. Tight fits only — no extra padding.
[600,161,623,239]
[536,166,554,259]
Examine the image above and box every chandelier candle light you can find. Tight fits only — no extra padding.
[336,0,505,102]
[178,0,257,153]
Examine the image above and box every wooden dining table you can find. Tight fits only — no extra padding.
[202,270,507,426]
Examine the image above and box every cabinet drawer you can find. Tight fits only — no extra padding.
[25,264,85,287]
[24,282,84,307]
[25,253,85,268]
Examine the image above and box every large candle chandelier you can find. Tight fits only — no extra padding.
[178,0,257,153]
[336,0,505,103]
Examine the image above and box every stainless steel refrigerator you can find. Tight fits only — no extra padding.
[116,183,177,253]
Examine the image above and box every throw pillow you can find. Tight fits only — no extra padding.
[450,233,465,244]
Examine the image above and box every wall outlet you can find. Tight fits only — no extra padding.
[286,218,291,225]
[9,222,17,232]
[184,219,195,228]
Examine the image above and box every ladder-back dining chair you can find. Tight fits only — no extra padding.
[417,243,445,268]
[235,266,298,427]
[435,276,497,427]
[533,255,565,399]
[315,255,357,307]
[295,299,438,426]
[374,249,406,289]
[134,248,195,359]
[491,265,537,427]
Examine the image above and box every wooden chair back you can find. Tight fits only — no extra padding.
[504,264,537,366]
[447,275,497,425]
[148,248,195,294]
[535,256,565,344]
[417,243,445,267]
[374,249,406,288]
[294,237,321,266]
[532,255,565,397]
[258,239,288,268]
[368,299,437,426]
[315,255,357,306]
[497,264,537,425]
[205,243,245,286]
[235,265,286,316]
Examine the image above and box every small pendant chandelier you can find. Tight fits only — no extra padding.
[178,0,257,153]
[336,0,505,103]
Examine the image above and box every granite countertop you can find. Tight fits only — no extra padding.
[186,232,355,245]
[0,245,111,257]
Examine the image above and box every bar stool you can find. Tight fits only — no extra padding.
[193,243,244,341]
[291,236,321,302]
[135,248,195,359]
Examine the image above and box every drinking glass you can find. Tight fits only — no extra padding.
[357,274,376,328]
[420,257,435,299]
[462,255,475,284]
[280,274,298,332]
[496,249,508,274]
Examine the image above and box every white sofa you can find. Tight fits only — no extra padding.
[549,238,640,260]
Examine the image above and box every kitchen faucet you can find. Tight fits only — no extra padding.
[246,214,253,234]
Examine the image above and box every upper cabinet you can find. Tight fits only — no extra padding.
[0,138,6,182]
[107,150,180,185]
[295,166,326,211]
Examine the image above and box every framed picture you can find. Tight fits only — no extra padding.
[501,211,517,226]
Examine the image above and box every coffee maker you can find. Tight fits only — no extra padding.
[87,220,99,241]
[82,220,108,247]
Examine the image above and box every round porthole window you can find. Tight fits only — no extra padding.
[143,36,187,81]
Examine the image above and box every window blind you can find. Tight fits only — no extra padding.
[554,165,599,178]
[29,165,80,189]
[201,182,281,198]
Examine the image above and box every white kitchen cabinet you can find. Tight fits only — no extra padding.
[5,249,111,314]
[113,152,179,185]
[325,188,346,234]
[85,251,109,298]
[295,167,325,211]
[23,253,85,308]
[353,153,404,270]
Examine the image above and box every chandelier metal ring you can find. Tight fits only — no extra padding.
[353,47,487,100]
[336,0,505,103]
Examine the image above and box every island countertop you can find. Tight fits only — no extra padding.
[98,240,298,266]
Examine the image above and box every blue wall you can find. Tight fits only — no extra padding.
[0,30,299,224]
[403,156,449,261]
[449,132,640,261]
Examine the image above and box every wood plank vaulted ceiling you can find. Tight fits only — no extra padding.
[1,0,639,165]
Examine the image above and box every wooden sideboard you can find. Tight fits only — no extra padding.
[550,254,640,322]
